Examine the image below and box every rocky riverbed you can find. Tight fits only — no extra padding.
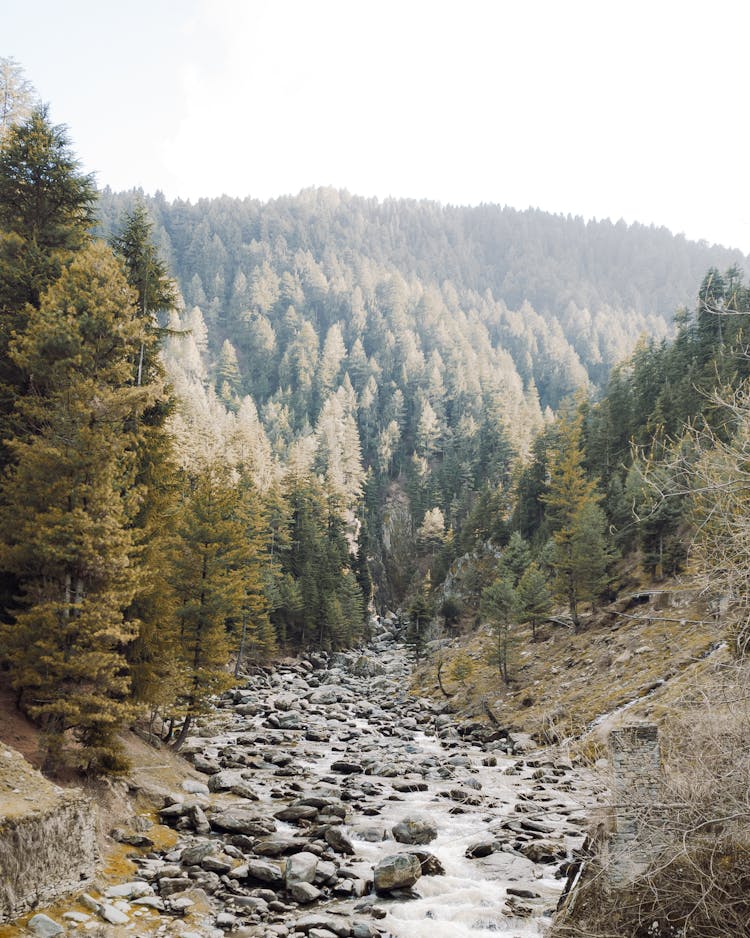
[27,619,604,938]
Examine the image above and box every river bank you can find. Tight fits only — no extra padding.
[6,619,606,938]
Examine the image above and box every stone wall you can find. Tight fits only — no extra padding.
[607,724,662,886]
[0,746,98,922]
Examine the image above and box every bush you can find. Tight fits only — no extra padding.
[552,660,750,938]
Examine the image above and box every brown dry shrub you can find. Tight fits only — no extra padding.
[551,661,750,938]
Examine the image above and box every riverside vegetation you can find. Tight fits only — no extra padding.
[1,58,750,937]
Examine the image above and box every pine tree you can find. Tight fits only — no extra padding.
[168,458,247,750]
[0,106,96,310]
[0,242,150,773]
[407,572,433,662]
[516,562,552,641]
[234,472,276,675]
[541,408,608,629]
[110,200,177,387]
[480,576,518,683]
[110,201,181,718]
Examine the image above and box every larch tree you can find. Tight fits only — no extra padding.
[0,58,36,137]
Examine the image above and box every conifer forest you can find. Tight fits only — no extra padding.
[3,52,750,938]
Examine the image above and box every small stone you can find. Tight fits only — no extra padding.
[465,839,495,858]
[169,896,195,913]
[105,880,154,899]
[288,880,322,903]
[285,851,319,885]
[100,903,129,925]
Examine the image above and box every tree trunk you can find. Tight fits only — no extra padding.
[171,713,193,752]
[234,616,247,678]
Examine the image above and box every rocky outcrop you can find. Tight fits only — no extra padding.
[0,747,98,922]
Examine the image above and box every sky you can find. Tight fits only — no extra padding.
[5,0,750,253]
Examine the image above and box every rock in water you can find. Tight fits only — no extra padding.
[391,814,438,845]
[373,853,422,893]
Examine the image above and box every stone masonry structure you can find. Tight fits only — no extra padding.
[0,746,98,922]
[607,724,662,885]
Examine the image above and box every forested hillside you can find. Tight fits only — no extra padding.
[97,187,748,409]
[94,188,747,609]
[2,79,750,779]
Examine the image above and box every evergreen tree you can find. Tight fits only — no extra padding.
[0,242,149,773]
[407,572,433,662]
[234,472,277,675]
[110,201,177,387]
[516,562,552,640]
[0,106,96,309]
[480,576,518,683]
[168,458,247,749]
[110,201,180,715]
[500,531,532,585]
[541,408,608,628]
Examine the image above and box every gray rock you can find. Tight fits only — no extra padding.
[181,842,216,866]
[519,840,567,863]
[324,826,355,855]
[307,686,341,705]
[288,880,323,904]
[247,858,285,884]
[373,853,422,893]
[352,923,380,938]
[255,835,300,857]
[465,839,495,858]
[188,802,211,834]
[274,804,318,823]
[99,903,129,925]
[285,851,319,885]
[305,727,331,742]
[330,760,363,774]
[28,914,64,937]
[391,814,438,845]
[276,711,304,729]
[408,849,445,876]
[208,769,247,792]
[209,809,276,836]
[157,876,192,896]
[104,880,154,899]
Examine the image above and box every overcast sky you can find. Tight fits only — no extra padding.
[5,0,750,253]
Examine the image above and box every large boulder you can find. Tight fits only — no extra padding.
[373,853,422,893]
[285,851,319,886]
[391,814,438,845]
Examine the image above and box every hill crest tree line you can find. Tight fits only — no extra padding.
[1,64,749,774]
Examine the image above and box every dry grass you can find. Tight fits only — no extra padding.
[550,660,750,938]
[412,584,726,751]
